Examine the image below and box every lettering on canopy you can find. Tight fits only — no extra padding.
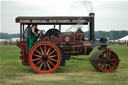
[18,19,89,23]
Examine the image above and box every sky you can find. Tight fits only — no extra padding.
[1,0,128,34]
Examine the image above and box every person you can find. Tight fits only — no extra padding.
[28,24,39,51]
[24,24,31,41]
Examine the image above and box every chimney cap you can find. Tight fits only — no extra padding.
[89,13,95,17]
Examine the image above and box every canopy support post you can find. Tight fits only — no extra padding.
[59,24,61,32]
[20,23,22,42]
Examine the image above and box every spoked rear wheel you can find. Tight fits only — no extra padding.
[29,41,61,74]
[90,49,119,72]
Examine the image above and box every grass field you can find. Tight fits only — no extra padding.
[0,45,128,85]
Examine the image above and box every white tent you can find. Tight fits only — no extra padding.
[11,38,20,42]
[0,39,6,41]
[119,35,128,41]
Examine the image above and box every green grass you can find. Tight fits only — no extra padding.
[0,45,128,85]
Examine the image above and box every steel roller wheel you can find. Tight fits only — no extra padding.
[29,41,61,74]
[90,49,119,72]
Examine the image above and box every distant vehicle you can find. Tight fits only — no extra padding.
[15,13,120,74]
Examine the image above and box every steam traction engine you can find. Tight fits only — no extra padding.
[15,13,119,74]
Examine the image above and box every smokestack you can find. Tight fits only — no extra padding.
[89,13,95,41]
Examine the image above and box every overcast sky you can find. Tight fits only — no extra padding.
[1,0,128,34]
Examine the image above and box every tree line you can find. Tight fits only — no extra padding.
[0,30,128,40]
[85,30,128,40]
[0,33,20,39]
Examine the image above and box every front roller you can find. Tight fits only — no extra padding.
[90,48,119,72]
[29,41,61,74]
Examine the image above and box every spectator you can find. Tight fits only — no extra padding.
[28,24,39,51]
[24,24,31,41]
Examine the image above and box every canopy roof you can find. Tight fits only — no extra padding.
[15,16,91,25]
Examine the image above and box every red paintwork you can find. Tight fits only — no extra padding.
[50,35,59,44]
[16,42,29,65]
[42,36,59,44]
[42,36,51,42]
[75,32,84,40]
[62,46,85,54]
[59,32,86,54]
[59,34,76,45]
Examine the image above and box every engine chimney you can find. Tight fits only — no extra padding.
[89,13,95,41]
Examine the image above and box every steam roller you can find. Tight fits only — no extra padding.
[15,13,120,74]
[90,47,119,72]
